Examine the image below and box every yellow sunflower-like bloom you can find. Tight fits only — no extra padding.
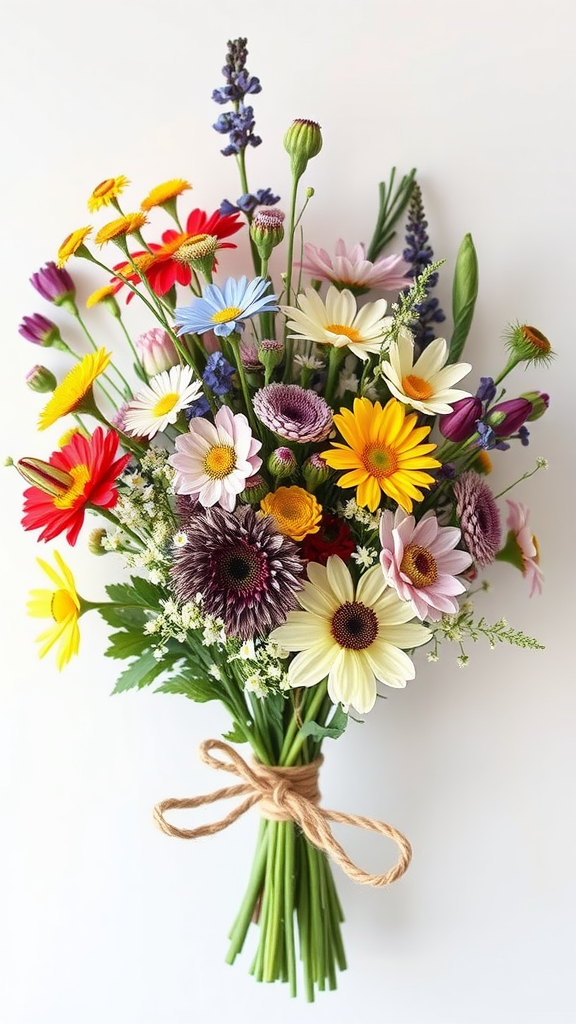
[87,175,130,213]
[95,212,148,246]
[260,485,322,541]
[38,348,112,430]
[27,551,82,670]
[141,179,192,212]
[321,396,441,513]
[57,226,93,267]
[86,284,118,308]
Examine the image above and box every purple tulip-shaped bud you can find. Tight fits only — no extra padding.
[30,261,76,306]
[486,397,533,436]
[520,391,550,421]
[439,396,483,442]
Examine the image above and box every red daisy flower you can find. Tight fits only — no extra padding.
[300,512,356,566]
[111,207,244,301]
[21,427,132,546]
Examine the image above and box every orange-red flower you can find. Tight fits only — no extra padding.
[21,427,131,546]
[111,207,243,300]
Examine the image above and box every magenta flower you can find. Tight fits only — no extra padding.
[18,313,64,348]
[497,500,544,597]
[487,398,533,437]
[30,261,76,306]
[379,509,473,621]
[296,239,410,292]
[253,383,333,443]
[453,471,502,568]
[439,396,483,442]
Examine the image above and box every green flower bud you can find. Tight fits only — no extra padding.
[268,447,296,479]
[520,390,550,421]
[250,208,285,261]
[302,451,332,492]
[25,365,58,393]
[239,473,269,504]
[88,528,109,555]
[449,232,478,363]
[283,119,323,181]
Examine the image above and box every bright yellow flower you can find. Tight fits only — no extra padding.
[87,175,130,213]
[38,348,111,430]
[260,485,322,541]
[321,397,441,513]
[57,226,92,267]
[27,551,82,670]
[86,284,118,308]
[94,212,148,246]
[141,179,192,211]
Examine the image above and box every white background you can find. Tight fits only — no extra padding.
[1,1,574,1022]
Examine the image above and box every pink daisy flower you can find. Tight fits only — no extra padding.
[503,500,544,597]
[296,239,411,292]
[379,509,473,621]
[168,406,262,512]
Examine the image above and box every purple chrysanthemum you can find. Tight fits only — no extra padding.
[171,506,304,639]
[253,383,333,443]
[453,470,502,568]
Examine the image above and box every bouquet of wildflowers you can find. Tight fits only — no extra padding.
[11,36,552,1002]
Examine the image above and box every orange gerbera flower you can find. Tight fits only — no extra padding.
[57,226,93,267]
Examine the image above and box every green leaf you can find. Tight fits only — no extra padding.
[222,722,249,744]
[97,605,149,631]
[449,233,479,363]
[104,630,152,660]
[111,651,171,693]
[155,673,220,703]
[299,705,348,742]
[105,576,166,609]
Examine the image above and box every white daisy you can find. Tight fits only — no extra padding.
[269,555,431,715]
[124,364,204,439]
[168,404,262,512]
[381,332,472,415]
[281,284,391,361]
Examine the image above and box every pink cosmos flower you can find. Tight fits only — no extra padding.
[504,500,544,597]
[379,508,473,621]
[168,406,262,512]
[296,239,411,292]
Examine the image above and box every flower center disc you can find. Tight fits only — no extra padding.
[400,544,438,586]
[51,589,77,623]
[204,444,236,479]
[53,464,91,509]
[401,374,433,401]
[331,601,378,650]
[153,392,180,417]
[212,305,242,324]
[361,442,397,480]
[325,323,361,343]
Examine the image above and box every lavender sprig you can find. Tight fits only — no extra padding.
[402,182,447,353]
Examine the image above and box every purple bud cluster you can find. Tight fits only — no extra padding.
[402,183,446,353]
[439,377,549,450]
[212,37,262,156]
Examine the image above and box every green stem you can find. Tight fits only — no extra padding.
[282,176,301,380]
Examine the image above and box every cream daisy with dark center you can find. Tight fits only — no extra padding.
[330,601,379,650]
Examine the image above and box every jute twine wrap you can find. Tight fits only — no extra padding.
[153,738,412,887]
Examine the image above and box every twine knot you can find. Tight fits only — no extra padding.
[153,738,412,887]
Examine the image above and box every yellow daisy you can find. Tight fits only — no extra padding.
[260,485,322,541]
[38,348,112,431]
[57,226,93,267]
[87,175,130,213]
[27,551,82,670]
[94,212,148,246]
[321,396,441,513]
[141,179,192,212]
[86,284,118,308]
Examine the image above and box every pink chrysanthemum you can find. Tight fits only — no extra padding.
[253,383,333,443]
[503,499,544,597]
[168,405,262,512]
[379,509,473,621]
[453,471,502,568]
[296,239,411,292]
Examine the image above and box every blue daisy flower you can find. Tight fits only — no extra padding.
[175,276,278,338]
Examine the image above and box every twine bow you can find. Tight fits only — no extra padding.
[153,739,412,887]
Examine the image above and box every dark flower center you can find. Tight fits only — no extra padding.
[218,544,265,593]
[400,544,438,587]
[331,601,378,650]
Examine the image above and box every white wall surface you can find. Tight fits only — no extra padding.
[1,1,574,1022]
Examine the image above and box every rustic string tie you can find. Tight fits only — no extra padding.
[153,738,412,887]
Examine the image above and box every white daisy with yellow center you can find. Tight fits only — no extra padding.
[282,284,391,361]
[381,331,472,415]
[124,363,203,440]
[269,555,431,715]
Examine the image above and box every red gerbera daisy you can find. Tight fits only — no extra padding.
[111,207,244,301]
[21,427,132,546]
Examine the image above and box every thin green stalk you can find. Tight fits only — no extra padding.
[226,818,270,960]
[283,821,297,997]
[282,178,300,380]
[280,681,328,766]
